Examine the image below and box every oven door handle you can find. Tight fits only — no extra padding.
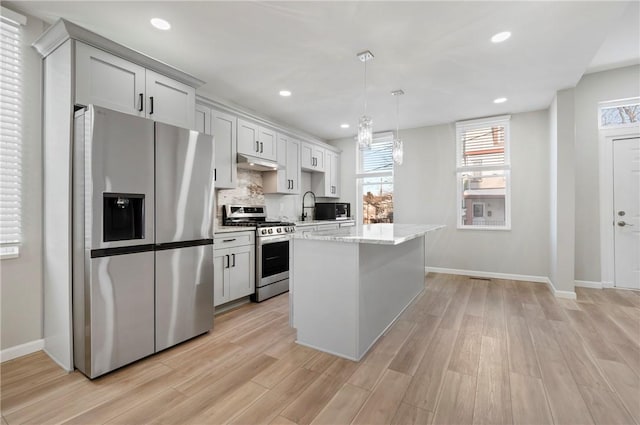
[258,235,292,245]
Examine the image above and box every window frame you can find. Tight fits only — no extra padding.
[356,132,394,224]
[598,97,640,130]
[0,8,26,259]
[455,115,511,231]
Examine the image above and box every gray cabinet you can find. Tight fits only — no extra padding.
[237,118,276,161]
[195,104,237,189]
[213,232,255,307]
[263,133,300,194]
[76,42,195,129]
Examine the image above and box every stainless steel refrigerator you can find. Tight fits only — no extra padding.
[73,105,214,379]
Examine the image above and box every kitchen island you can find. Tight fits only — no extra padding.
[291,223,445,360]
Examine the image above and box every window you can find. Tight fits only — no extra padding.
[456,115,511,230]
[0,8,25,258]
[599,98,640,129]
[357,132,394,224]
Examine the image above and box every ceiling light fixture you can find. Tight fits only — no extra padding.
[340,123,350,129]
[279,90,292,97]
[493,97,508,104]
[150,18,171,31]
[491,31,511,43]
[357,50,374,150]
[391,90,404,165]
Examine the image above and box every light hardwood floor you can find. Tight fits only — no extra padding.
[2,273,639,424]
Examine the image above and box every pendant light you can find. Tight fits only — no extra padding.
[357,50,374,150]
[391,89,404,165]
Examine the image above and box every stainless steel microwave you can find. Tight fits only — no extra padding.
[315,202,350,220]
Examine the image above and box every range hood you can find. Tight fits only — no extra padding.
[236,153,280,171]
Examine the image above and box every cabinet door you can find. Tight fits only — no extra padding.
[300,142,314,170]
[212,109,237,189]
[275,134,289,192]
[330,151,340,197]
[237,118,260,156]
[75,42,145,117]
[145,69,196,129]
[259,126,277,161]
[313,146,325,171]
[229,245,255,300]
[287,138,301,194]
[213,249,230,307]
[195,104,211,134]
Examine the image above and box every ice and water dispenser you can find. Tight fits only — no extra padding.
[103,193,145,242]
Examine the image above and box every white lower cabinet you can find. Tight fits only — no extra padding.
[213,232,255,307]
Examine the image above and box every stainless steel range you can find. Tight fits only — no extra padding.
[223,205,295,302]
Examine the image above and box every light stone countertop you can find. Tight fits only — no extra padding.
[293,223,445,245]
[295,219,355,227]
[214,226,256,234]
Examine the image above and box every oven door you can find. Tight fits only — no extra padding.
[257,236,290,287]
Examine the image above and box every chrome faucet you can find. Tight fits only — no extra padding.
[301,191,316,221]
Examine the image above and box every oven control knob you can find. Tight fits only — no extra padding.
[261,229,267,235]
[277,228,282,233]
[268,229,273,234]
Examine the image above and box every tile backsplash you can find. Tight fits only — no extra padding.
[215,169,309,224]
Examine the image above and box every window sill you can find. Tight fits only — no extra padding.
[0,246,20,260]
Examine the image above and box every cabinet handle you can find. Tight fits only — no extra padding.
[138,93,143,112]
[232,253,236,267]
[223,238,236,242]
[149,96,154,115]
[225,254,230,268]
[260,142,264,153]
[256,141,260,152]
[214,168,217,182]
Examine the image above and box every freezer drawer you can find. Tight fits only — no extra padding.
[155,122,214,244]
[75,251,155,379]
[155,244,214,352]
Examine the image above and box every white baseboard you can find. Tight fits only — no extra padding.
[574,280,603,289]
[426,267,549,284]
[426,267,577,299]
[602,281,615,288]
[1,339,44,363]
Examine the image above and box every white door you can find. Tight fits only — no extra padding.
[75,42,145,116]
[237,119,260,157]
[229,245,254,299]
[211,109,237,189]
[145,70,195,129]
[613,137,640,289]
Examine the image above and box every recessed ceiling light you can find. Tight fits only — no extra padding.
[150,18,171,30]
[340,123,350,129]
[491,31,511,43]
[494,97,508,104]
[279,90,292,97]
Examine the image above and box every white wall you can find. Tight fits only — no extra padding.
[330,110,550,278]
[0,11,46,350]
[573,65,640,282]
[549,89,577,293]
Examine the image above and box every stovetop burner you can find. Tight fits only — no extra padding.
[222,205,295,235]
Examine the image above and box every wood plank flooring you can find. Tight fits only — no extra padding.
[2,274,639,425]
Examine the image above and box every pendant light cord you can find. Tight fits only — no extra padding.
[363,59,368,115]
[396,94,400,138]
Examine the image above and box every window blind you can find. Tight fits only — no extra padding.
[362,134,393,173]
[0,13,22,249]
[460,125,505,167]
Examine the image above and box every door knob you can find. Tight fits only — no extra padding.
[617,221,633,227]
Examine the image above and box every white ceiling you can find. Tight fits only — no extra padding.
[9,1,640,140]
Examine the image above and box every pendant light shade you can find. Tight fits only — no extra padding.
[391,90,404,165]
[357,50,374,150]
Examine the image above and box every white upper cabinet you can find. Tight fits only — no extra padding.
[194,104,237,189]
[301,141,325,172]
[75,42,195,129]
[263,134,300,194]
[237,118,276,161]
[145,70,195,129]
[75,42,145,117]
[211,109,237,189]
[311,149,340,198]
